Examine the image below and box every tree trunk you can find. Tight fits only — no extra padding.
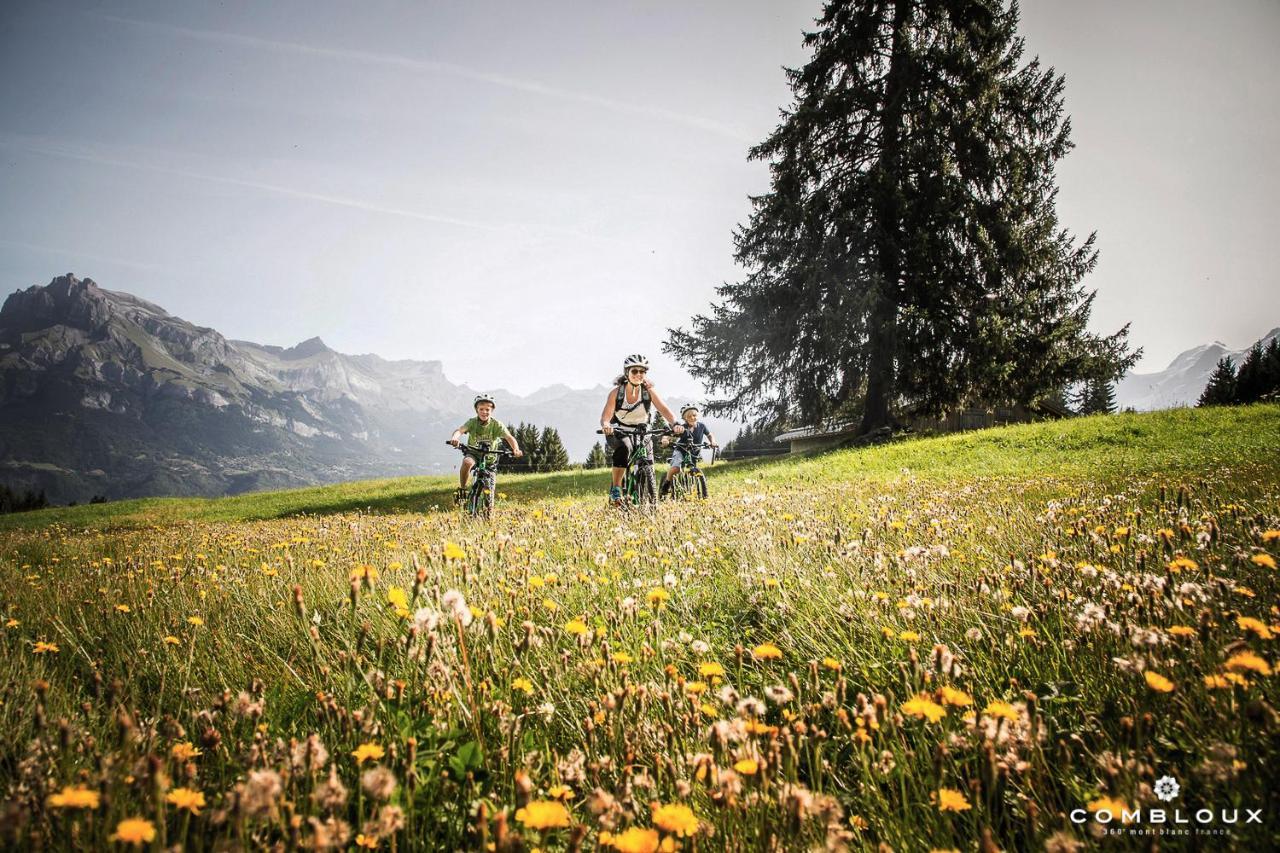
[860,0,911,436]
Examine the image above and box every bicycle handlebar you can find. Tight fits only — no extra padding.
[446,441,515,456]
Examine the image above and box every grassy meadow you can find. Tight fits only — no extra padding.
[1,405,1278,850]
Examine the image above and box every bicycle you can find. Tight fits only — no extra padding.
[663,440,716,501]
[447,441,514,519]
[596,423,666,510]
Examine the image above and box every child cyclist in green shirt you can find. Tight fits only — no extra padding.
[448,394,523,502]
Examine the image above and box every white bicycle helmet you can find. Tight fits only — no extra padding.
[473,393,496,408]
[622,354,649,371]
[680,402,700,417]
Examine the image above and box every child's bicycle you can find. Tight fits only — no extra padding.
[664,440,717,501]
[447,441,513,519]
[597,424,666,511]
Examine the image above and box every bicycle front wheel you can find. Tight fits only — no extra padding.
[636,464,656,510]
[694,471,708,499]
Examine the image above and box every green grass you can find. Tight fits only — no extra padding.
[4,404,1276,532]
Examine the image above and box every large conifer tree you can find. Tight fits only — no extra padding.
[1197,357,1236,407]
[667,0,1137,433]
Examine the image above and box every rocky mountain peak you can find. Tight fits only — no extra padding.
[1,273,113,334]
[281,337,332,360]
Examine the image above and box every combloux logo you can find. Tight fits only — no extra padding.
[1154,776,1180,803]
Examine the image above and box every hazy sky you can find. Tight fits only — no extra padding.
[2,0,1277,398]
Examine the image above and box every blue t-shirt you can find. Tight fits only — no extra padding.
[674,422,710,449]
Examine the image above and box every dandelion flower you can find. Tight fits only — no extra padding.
[898,630,920,642]
[352,743,385,764]
[1144,672,1175,693]
[1237,616,1273,640]
[698,662,725,678]
[1225,651,1272,676]
[1250,553,1277,569]
[1204,674,1231,689]
[512,677,534,695]
[187,616,204,626]
[607,827,660,853]
[733,758,759,775]
[982,701,1018,721]
[564,619,590,636]
[47,785,100,809]
[33,641,59,654]
[751,643,782,661]
[939,687,973,707]
[387,587,408,610]
[935,788,971,812]
[611,652,634,665]
[547,784,573,800]
[901,694,947,723]
[514,799,571,830]
[171,742,202,761]
[114,604,131,613]
[1087,797,1132,822]
[443,541,467,560]
[165,787,206,814]
[110,818,157,846]
[1168,626,1197,638]
[647,588,670,605]
[822,657,842,671]
[652,802,699,837]
[1167,556,1198,572]
[1260,530,1280,544]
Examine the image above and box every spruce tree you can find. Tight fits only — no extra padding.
[1078,378,1116,415]
[584,442,608,469]
[1197,357,1236,407]
[1233,343,1265,404]
[507,422,542,474]
[536,427,570,472]
[666,0,1137,434]
[1262,338,1280,400]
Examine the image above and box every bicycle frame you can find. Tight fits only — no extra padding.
[597,423,670,508]
[447,441,513,518]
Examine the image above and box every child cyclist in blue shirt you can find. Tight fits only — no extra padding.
[659,403,718,498]
[448,394,523,502]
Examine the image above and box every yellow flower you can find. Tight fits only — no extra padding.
[33,641,59,654]
[514,799,571,830]
[935,788,971,812]
[170,742,202,761]
[1251,553,1277,569]
[652,802,699,837]
[611,652,634,665]
[547,784,573,800]
[110,818,157,845]
[1087,797,1132,822]
[1144,671,1175,693]
[982,701,1018,721]
[901,694,947,723]
[4,618,18,628]
[647,588,670,605]
[187,616,204,626]
[1225,651,1272,676]
[115,604,131,613]
[512,677,534,695]
[443,541,467,560]
[733,758,759,775]
[1168,626,1197,638]
[1204,674,1231,689]
[352,742,385,764]
[751,643,782,661]
[1238,616,1274,640]
[607,827,660,853]
[1167,556,1198,572]
[822,657,842,671]
[1261,530,1280,543]
[387,587,408,610]
[165,787,206,814]
[939,687,973,707]
[564,619,590,636]
[898,630,920,642]
[163,635,181,646]
[698,662,725,678]
[355,834,378,849]
[47,785,100,809]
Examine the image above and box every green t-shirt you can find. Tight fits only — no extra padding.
[463,416,509,449]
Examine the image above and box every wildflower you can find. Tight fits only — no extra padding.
[163,635,181,645]
[764,685,794,705]
[751,643,782,661]
[110,818,157,845]
[165,787,206,814]
[361,766,397,800]
[1251,553,1277,569]
[1167,556,1198,572]
[313,766,350,811]
[47,785,100,809]
[698,662,725,678]
[733,758,759,775]
[442,590,472,626]
[652,802,699,837]
[512,677,534,695]
[898,630,921,642]
[822,657,842,671]
[187,616,204,626]
[352,743,385,764]
[1144,672,1175,693]
[1087,796,1132,822]
[564,619,590,636]
[607,827,660,853]
[982,701,1018,721]
[901,694,947,723]
[243,770,283,817]
[115,604,131,613]
[1238,616,1274,639]
[514,800,571,830]
[33,641,59,654]
[355,834,378,849]
[1225,651,1272,676]
[935,788,971,812]
[443,541,467,560]
[1261,530,1280,543]
[387,587,408,611]
[171,741,202,762]
[647,588,670,606]
[547,784,573,800]
[1204,674,1231,689]
[939,687,973,707]
[611,652,634,664]
[1168,626,1197,638]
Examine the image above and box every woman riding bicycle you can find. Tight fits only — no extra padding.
[599,354,683,506]
[448,394,523,502]
[659,403,718,499]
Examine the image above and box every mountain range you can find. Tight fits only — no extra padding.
[0,274,734,503]
[1115,327,1280,411]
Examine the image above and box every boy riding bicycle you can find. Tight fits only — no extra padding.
[448,394,523,502]
[599,354,683,506]
[659,403,718,499]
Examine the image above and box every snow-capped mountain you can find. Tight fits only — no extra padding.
[1116,327,1280,411]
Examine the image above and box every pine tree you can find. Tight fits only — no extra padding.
[584,442,608,469]
[1197,357,1236,407]
[1233,343,1266,404]
[536,427,570,472]
[1077,378,1116,415]
[1262,338,1280,400]
[666,0,1137,434]
[506,422,542,474]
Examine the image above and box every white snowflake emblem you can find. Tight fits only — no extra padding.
[1154,775,1180,802]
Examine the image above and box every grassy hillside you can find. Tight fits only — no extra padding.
[1,405,1278,850]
